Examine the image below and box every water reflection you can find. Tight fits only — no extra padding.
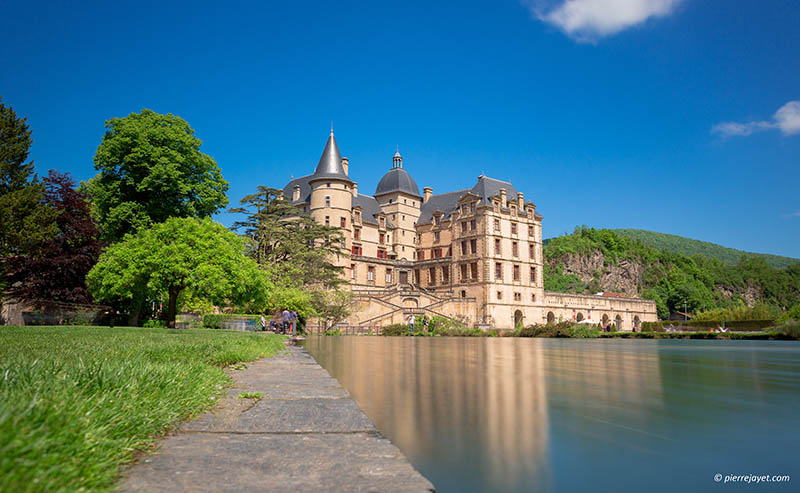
[305,337,800,492]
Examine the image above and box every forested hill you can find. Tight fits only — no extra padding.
[612,229,799,269]
[542,227,800,319]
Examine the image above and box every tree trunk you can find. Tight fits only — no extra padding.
[166,285,181,328]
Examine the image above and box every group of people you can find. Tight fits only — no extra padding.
[407,314,429,333]
[259,309,299,335]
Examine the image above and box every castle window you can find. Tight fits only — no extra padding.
[325,216,330,226]
[434,215,441,225]
[461,222,468,233]
[415,269,421,284]
[434,231,440,243]
[530,266,537,284]
[447,246,452,257]
[531,293,536,302]
[352,245,362,256]
[495,262,503,280]
[494,202,499,212]
[386,268,392,283]
[340,217,346,228]
[511,222,517,235]
[379,233,385,245]
[355,211,361,222]
[529,223,535,235]
[377,249,387,259]
[429,267,436,285]
[325,196,331,207]
[470,239,477,254]
[497,291,503,300]
[470,262,478,280]
[327,183,331,187]
[351,264,356,279]
[495,239,501,255]
[404,199,407,204]
[461,241,468,255]
[340,238,345,248]
[512,241,518,257]
[418,250,425,260]
[470,203,476,213]
[529,244,535,259]
[514,292,521,301]
[380,217,385,227]
[494,219,500,232]
[513,264,520,281]
[389,199,393,204]
[528,210,533,220]
[354,228,361,240]
[367,266,375,282]
[460,264,468,281]
[442,266,449,283]
[470,219,476,230]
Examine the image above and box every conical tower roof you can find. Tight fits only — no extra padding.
[311,129,351,182]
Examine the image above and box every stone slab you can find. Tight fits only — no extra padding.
[183,397,376,433]
[121,432,434,492]
[119,344,435,492]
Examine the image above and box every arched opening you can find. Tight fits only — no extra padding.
[461,290,467,298]
[403,298,418,309]
[615,315,622,331]
[634,316,641,332]
[576,312,584,322]
[601,314,609,327]
[546,312,556,325]
[514,310,523,328]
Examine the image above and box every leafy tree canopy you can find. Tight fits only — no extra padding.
[86,109,229,242]
[229,186,345,289]
[88,217,265,327]
[5,170,103,304]
[0,97,35,195]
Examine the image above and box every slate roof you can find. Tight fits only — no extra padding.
[283,174,313,205]
[311,131,351,182]
[375,167,421,197]
[418,175,542,225]
[353,194,394,228]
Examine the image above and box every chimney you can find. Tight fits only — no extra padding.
[499,188,507,207]
[341,157,349,176]
[352,182,358,196]
[423,187,433,203]
[292,184,300,202]
[517,192,524,208]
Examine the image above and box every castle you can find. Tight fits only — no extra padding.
[282,130,657,330]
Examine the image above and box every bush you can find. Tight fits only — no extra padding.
[381,323,411,336]
[203,314,224,329]
[776,320,800,339]
[518,321,574,338]
[777,304,800,323]
[323,328,341,336]
[143,319,167,328]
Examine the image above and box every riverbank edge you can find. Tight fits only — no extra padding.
[119,342,435,491]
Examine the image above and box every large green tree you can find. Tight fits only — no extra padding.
[0,98,59,293]
[229,186,345,289]
[87,217,266,327]
[86,109,229,242]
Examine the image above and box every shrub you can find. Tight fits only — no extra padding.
[776,320,800,339]
[323,328,341,336]
[777,304,800,323]
[203,314,224,329]
[143,319,166,328]
[381,323,410,336]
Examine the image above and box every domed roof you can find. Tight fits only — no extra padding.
[375,166,420,197]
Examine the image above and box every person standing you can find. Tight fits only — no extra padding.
[260,314,267,332]
[291,310,299,336]
[281,309,291,335]
[408,314,415,334]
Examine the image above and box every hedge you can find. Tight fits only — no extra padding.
[641,320,775,332]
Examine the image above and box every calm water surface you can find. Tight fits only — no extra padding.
[305,337,800,492]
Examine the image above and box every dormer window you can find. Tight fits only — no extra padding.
[434,215,441,225]
[380,217,385,228]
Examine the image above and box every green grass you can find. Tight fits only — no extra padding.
[237,391,263,400]
[0,326,284,492]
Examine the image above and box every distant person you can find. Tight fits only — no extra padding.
[260,314,267,332]
[291,310,298,336]
[282,309,291,334]
[408,314,415,333]
[422,317,428,332]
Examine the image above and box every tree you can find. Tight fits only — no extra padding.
[229,186,345,289]
[0,98,59,293]
[5,170,103,304]
[87,217,265,327]
[311,290,353,331]
[86,109,229,242]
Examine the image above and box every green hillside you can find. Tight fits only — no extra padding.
[543,227,800,319]
[612,229,799,269]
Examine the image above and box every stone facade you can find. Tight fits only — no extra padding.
[282,131,657,330]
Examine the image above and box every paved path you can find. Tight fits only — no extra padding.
[120,344,434,492]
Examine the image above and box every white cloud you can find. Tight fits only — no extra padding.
[713,101,800,138]
[522,0,683,40]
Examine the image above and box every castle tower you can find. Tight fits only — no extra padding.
[374,148,421,261]
[308,129,353,267]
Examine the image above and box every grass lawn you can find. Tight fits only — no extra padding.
[0,326,284,492]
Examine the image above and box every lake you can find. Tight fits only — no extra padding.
[304,336,799,492]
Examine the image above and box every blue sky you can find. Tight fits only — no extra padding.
[2,0,798,258]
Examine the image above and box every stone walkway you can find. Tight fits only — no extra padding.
[120,344,434,492]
